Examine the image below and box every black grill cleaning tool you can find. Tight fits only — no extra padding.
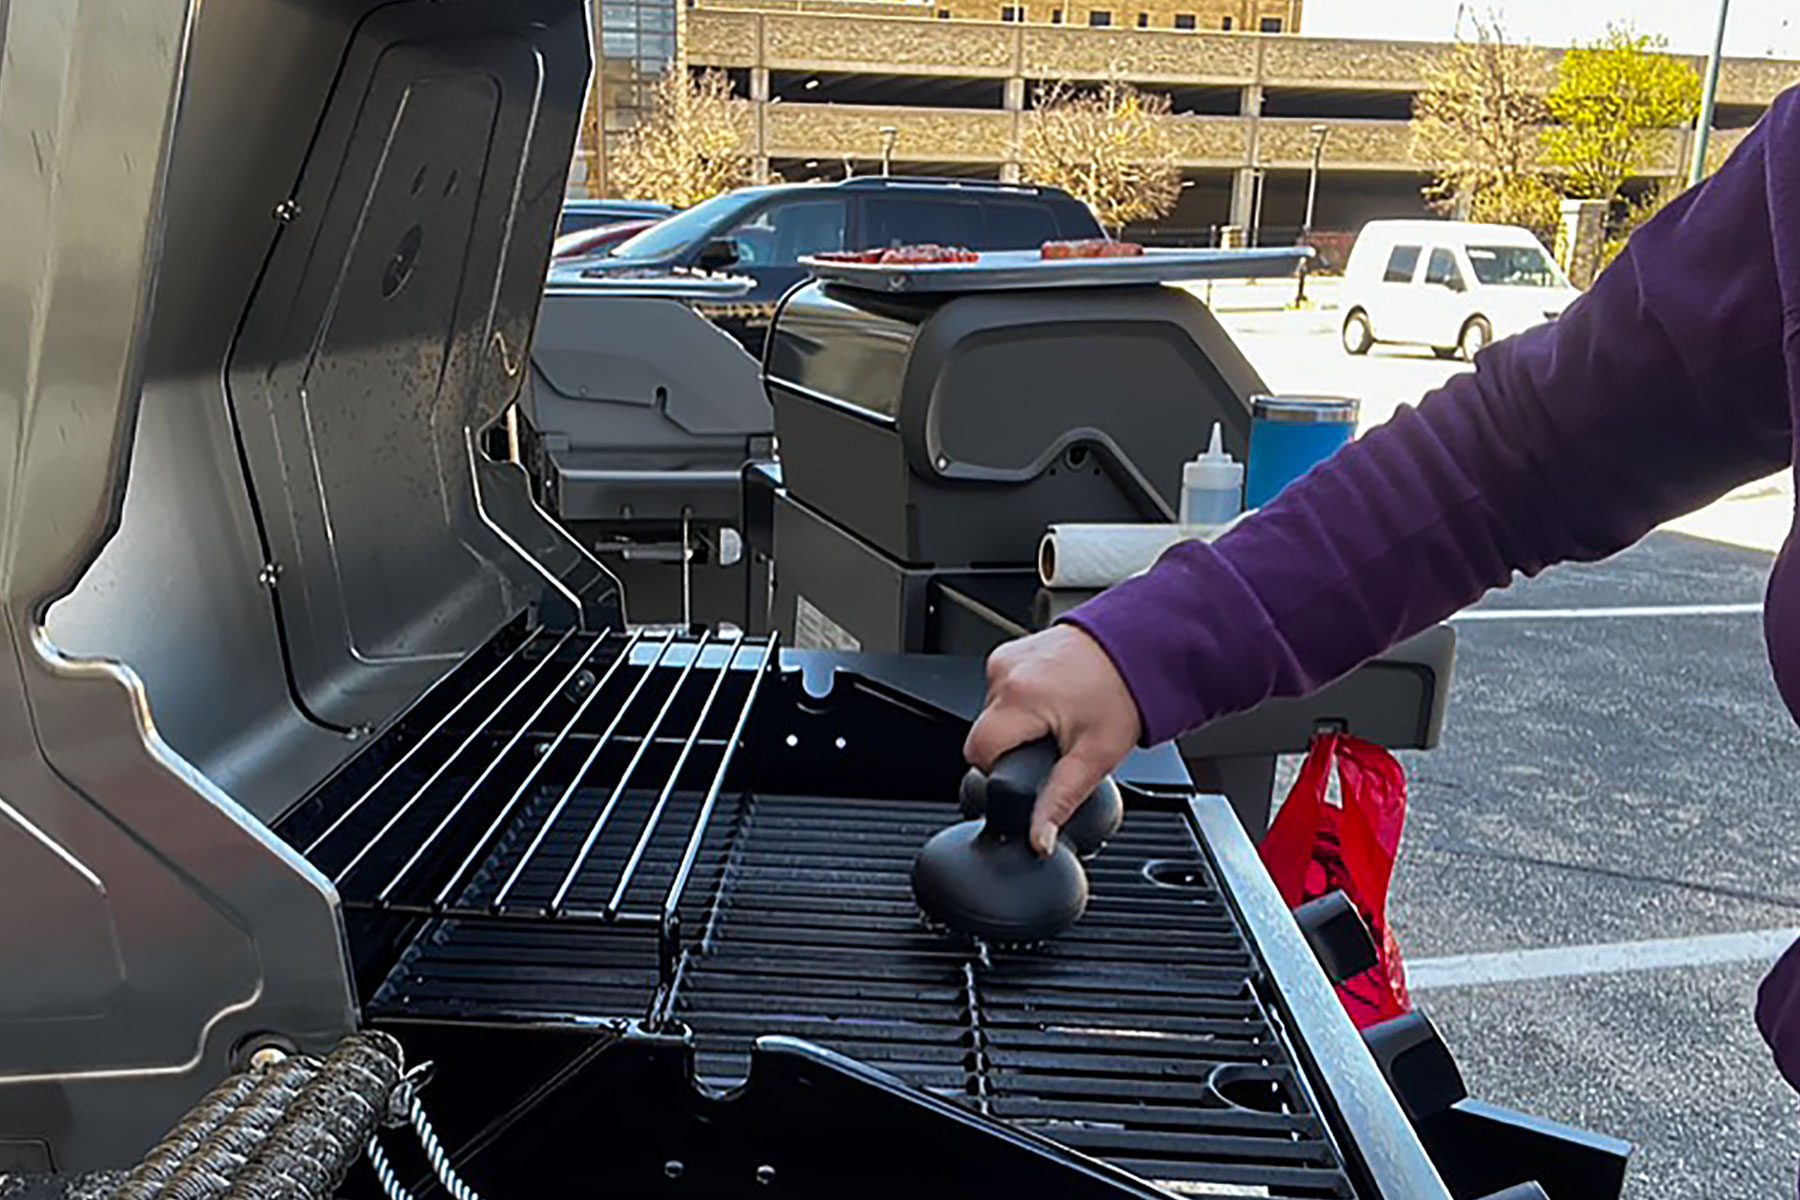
[914,740,1091,945]
[957,760,1122,860]
[958,766,987,818]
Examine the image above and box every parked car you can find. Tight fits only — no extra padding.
[558,198,677,238]
[1339,220,1581,361]
[573,176,1105,353]
[551,217,661,263]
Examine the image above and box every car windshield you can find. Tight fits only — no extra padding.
[606,191,766,261]
[1465,244,1565,288]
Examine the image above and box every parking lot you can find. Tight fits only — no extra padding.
[1207,280,1800,1197]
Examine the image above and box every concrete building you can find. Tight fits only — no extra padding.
[588,3,1799,239]
[921,0,1303,32]
[574,0,685,196]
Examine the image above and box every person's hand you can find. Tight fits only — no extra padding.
[964,625,1142,858]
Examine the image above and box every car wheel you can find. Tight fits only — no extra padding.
[1458,316,1492,361]
[1342,309,1374,356]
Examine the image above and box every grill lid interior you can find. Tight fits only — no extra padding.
[226,0,597,731]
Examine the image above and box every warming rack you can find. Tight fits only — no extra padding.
[298,628,777,991]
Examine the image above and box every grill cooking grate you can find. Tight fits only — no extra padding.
[371,787,1356,1197]
[292,627,774,943]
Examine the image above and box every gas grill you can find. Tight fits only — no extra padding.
[273,622,1433,1198]
[520,284,773,630]
[0,2,1626,1198]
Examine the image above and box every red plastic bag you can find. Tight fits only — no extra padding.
[1258,733,1412,1028]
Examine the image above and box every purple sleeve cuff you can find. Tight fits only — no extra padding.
[1059,535,1277,747]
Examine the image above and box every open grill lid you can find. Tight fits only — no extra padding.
[225,1,611,731]
[42,0,613,808]
[0,0,611,1171]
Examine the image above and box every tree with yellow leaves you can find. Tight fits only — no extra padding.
[1541,27,1701,205]
[1017,77,1180,235]
[612,69,757,208]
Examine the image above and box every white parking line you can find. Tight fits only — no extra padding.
[1407,926,1800,992]
[1453,603,1763,622]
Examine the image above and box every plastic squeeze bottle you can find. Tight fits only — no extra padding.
[1179,423,1244,528]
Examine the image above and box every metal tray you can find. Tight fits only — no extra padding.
[548,271,756,299]
[799,246,1309,293]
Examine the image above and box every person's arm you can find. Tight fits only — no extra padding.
[969,94,1795,853]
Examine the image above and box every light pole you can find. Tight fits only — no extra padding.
[879,125,898,176]
[1248,167,1266,247]
[1690,0,1731,188]
[1296,123,1329,306]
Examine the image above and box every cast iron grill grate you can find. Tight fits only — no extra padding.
[369,783,1356,1197]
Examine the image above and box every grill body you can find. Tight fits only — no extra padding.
[270,624,1453,1198]
[765,282,1263,568]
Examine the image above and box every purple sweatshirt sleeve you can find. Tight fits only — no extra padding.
[1067,102,1796,747]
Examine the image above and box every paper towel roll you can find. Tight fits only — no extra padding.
[1038,515,1251,590]
[1039,524,1193,589]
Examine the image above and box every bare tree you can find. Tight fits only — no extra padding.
[611,68,756,208]
[1017,76,1181,235]
[580,75,606,199]
[1411,15,1560,242]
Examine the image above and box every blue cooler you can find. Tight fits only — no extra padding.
[1244,395,1360,510]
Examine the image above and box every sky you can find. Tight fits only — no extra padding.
[1302,0,1800,59]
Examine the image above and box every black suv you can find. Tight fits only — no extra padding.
[564,177,1102,352]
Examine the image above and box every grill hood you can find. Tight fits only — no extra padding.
[0,0,610,1171]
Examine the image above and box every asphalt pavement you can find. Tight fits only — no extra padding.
[1212,291,1800,1198]
[1400,537,1800,1199]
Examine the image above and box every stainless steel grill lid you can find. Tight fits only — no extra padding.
[0,0,608,1170]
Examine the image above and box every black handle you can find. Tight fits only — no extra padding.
[1293,891,1379,985]
[982,738,1059,839]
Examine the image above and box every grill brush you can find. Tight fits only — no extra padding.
[914,740,1091,945]
[956,761,1122,859]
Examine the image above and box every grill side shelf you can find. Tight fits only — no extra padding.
[1188,795,1455,1200]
